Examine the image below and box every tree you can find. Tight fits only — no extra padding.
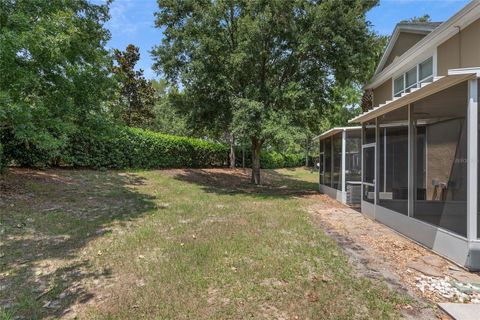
[401,14,431,23]
[0,0,114,166]
[153,0,381,184]
[149,79,190,136]
[112,44,155,127]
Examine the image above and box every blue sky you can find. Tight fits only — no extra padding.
[100,0,471,79]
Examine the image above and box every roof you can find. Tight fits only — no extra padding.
[350,71,477,124]
[398,21,443,28]
[373,22,441,77]
[365,0,480,90]
[313,126,361,141]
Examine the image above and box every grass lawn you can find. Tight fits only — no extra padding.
[0,168,409,319]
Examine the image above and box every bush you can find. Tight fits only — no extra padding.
[236,148,305,169]
[63,127,230,169]
[2,125,305,170]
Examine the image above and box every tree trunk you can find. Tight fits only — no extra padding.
[229,132,236,168]
[251,137,262,184]
[242,144,245,168]
[305,137,309,167]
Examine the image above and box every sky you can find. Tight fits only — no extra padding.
[99,0,471,80]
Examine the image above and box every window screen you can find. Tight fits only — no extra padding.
[413,81,468,237]
[345,130,361,182]
[332,133,342,190]
[324,137,332,186]
[379,126,409,215]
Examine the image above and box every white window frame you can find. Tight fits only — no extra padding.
[393,56,434,98]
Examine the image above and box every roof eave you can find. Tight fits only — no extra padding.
[365,0,480,90]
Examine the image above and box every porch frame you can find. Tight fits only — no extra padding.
[359,72,480,270]
[317,127,362,206]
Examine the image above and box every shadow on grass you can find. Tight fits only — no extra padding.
[0,169,156,319]
[170,168,319,199]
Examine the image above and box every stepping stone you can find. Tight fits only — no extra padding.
[448,270,480,285]
[438,303,480,320]
[407,261,443,277]
[421,255,447,269]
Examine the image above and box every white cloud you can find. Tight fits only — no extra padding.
[107,0,140,37]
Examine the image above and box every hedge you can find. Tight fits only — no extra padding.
[2,126,305,170]
[235,148,305,169]
[63,127,230,169]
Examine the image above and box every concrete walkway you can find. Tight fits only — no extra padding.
[439,303,480,320]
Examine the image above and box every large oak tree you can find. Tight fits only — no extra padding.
[152,0,380,184]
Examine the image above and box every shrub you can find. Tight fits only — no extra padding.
[236,148,305,169]
[2,125,304,170]
[63,127,230,169]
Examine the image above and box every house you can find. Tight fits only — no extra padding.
[347,0,480,270]
[315,127,362,206]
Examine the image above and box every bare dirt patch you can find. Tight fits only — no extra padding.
[309,197,480,319]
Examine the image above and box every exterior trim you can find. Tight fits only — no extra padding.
[312,126,361,141]
[350,73,476,123]
[365,1,480,90]
[374,24,439,76]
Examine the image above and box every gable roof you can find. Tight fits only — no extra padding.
[364,0,480,90]
[373,22,441,76]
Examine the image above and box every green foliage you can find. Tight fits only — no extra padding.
[0,0,114,163]
[111,45,156,127]
[65,127,305,169]
[149,80,190,136]
[401,14,431,23]
[64,127,230,169]
[2,124,303,170]
[319,85,363,132]
[236,147,304,169]
[153,0,381,182]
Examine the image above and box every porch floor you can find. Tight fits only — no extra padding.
[308,195,480,319]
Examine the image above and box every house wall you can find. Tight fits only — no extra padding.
[373,79,392,108]
[437,17,480,76]
[382,32,427,71]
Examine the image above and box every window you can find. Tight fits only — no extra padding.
[405,67,417,92]
[419,57,433,83]
[393,57,433,98]
[413,81,468,237]
[394,75,404,97]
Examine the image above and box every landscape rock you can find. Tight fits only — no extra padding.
[407,261,443,277]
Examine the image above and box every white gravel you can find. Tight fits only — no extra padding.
[414,274,480,303]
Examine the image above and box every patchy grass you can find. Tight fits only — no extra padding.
[1,168,408,319]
